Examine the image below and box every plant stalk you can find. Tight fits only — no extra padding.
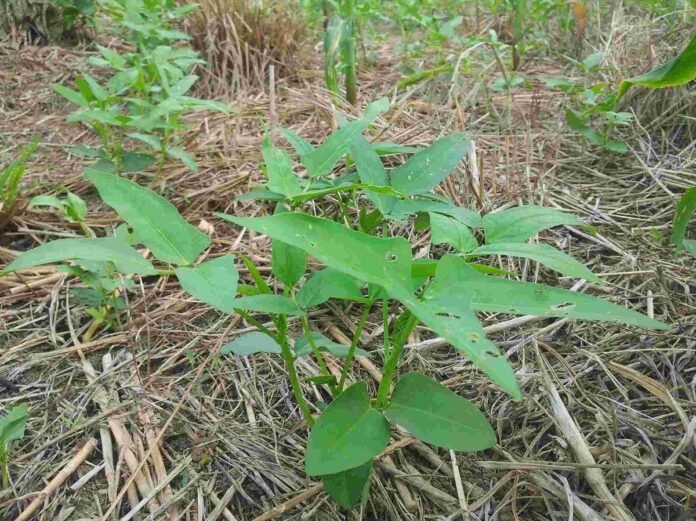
[277,315,314,426]
[336,301,374,393]
[376,311,419,408]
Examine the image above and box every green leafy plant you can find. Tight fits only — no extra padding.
[53,0,229,182]
[0,137,39,231]
[30,190,91,236]
[2,99,668,509]
[321,0,359,105]
[0,405,29,488]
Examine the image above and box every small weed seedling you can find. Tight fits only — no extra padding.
[30,190,91,237]
[0,137,39,231]
[2,99,668,509]
[0,405,29,488]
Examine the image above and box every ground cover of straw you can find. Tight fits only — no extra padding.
[1,15,695,521]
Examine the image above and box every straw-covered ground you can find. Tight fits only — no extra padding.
[1,7,695,521]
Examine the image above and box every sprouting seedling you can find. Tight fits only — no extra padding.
[0,137,40,232]
[0,405,29,488]
[2,100,669,510]
[30,190,92,237]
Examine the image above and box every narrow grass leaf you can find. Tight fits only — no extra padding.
[671,186,696,252]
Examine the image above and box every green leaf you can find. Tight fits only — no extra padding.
[65,192,87,222]
[232,295,306,316]
[263,136,301,198]
[618,34,696,99]
[0,405,29,443]
[166,147,198,173]
[128,133,162,151]
[69,145,104,158]
[294,332,369,358]
[306,375,338,385]
[391,134,470,195]
[385,372,495,451]
[388,198,481,227]
[483,205,581,243]
[86,172,210,265]
[2,238,157,275]
[121,152,157,173]
[296,268,364,309]
[30,195,64,210]
[350,134,394,214]
[301,98,390,177]
[280,127,315,156]
[370,142,421,155]
[220,331,281,355]
[430,212,478,253]
[216,211,520,398]
[271,205,306,287]
[469,243,601,282]
[672,186,696,252]
[322,460,372,509]
[565,109,605,146]
[175,255,238,312]
[235,187,286,202]
[439,256,668,330]
[52,84,88,107]
[305,382,390,476]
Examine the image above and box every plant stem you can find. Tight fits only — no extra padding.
[301,317,335,395]
[341,0,358,105]
[277,314,314,426]
[235,309,276,339]
[376,311,418,408]
[336,301,374,393]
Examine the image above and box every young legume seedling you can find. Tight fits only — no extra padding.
[2,99,668,509]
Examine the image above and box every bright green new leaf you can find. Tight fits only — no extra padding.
[216,211,520,398]
[86,172,210,265]
[175,255,238,312]
[301,97,390,177]
[52,84,88,107]
[294,332,369,358]
[350,134,394,214]
[220,331,281,355]
[483,205,581,243]
[271,205,306,287]
[232,294,306,316]
[296,268,364,309]
[430,212,478,253]
[263,136,301,198]
[0,405,29,443]
[305,382,390,476]
[672,186,696,252]
[439,256,668,330]
[385,372,496,451]
[391,134,470,195]
[322,460,372,509]
[2,238,157,275]
[469,243,601,282]
[370,142,421,155]
[618,34,696,99]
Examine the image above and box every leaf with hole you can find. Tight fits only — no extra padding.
[305,381,390,476]
[86,172,210,265]
[385,372,495,451]
[390,134,470,195]
[175,255,238,312]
